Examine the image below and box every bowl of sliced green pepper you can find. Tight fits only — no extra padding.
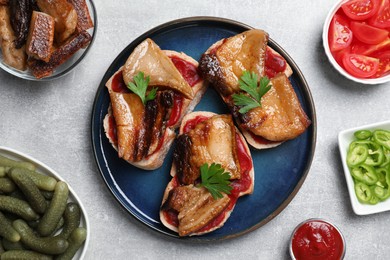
[339,121,390,215]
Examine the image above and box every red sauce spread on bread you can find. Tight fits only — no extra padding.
[265,47,287,78]
[249,132,280,145]
[182,115,210,133]
[111,70,129,93]
[166,55,201,127]
[167,93,183,127]
[163,115,253,233]
[170,56,201,87]
[107,114,118,146]
[291,220,345,260]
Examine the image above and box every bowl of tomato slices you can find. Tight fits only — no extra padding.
[323,0,390,84]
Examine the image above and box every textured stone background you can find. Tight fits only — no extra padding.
[1,0,390,259]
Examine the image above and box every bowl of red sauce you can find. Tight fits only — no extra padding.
[323,0,390,84]
[289,219,346,260]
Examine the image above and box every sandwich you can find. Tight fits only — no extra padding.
[199,29,311,149]
[104,38,207,170]
[160,111,254,236]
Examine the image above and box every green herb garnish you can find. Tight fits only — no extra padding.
[127,71,157,105]
[198,163,232,200]
[232,71,272,114]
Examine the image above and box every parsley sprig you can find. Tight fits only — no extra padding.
[232,71,272,114]
[198,163,232,200]
[127,71,157,105]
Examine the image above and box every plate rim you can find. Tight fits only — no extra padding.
[91,16,317,241]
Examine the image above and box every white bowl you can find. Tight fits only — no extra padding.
[322,0,390,85]
[0,146,90,259]
[338,120,390,215]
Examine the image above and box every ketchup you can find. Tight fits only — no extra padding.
[167,55,201,127]
[291,219,345,260]
[170,56,201,87]
[111,71,129,93]
[107,114,118,146]
[182,115,209,133]
[249,132,280,146]
[265,47,287,78]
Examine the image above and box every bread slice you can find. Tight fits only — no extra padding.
[199,30,295,149]
[160,111,254,236]
[103,50,207,170]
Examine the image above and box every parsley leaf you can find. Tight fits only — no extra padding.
[127,71,157,105]
[198,163,232,200]
[232,71,272,114]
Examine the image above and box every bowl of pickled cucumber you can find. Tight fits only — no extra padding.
[338,120,390,215]
[0,146,89,259]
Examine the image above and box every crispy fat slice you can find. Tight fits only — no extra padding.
[174,114,241,185]
[36,0,77,43]
[239,73,311,141]
[123,38,194,100]
[28,30,91,78]
[0,5,27,70]
[9,0,33,49]
[26,11,55,62]
[162,185,231,237]
[67,0,93,32]
[109,91,145,161]
[200,29,268,96]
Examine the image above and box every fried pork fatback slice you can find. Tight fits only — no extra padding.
[9,0,33,49]
[162,185,231,237]
[26,11,55,62]
[36,0,77,43]
[232,73,311,142]
[173,114,241,185]
[109,89,175,164]
[123,38,194,100]
[0,5,27,70]
[104,68,177,170]
[199,29,268,96]
[28,30,91,78]
[67,0,93,32]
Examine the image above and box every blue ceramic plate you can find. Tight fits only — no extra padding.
[91,17,316,241]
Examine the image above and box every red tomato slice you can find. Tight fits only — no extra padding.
[350,22,389,44]
[329,14,353,52]
[351,37,390,55]
[371,51,390,77]
[342,0,380,20]
[333,45,351,65]
[369,0,390,28]
[342,53,380,77]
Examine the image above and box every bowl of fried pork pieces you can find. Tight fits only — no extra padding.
[0,0,96,80]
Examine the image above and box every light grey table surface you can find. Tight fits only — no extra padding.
[1,0,390,259]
